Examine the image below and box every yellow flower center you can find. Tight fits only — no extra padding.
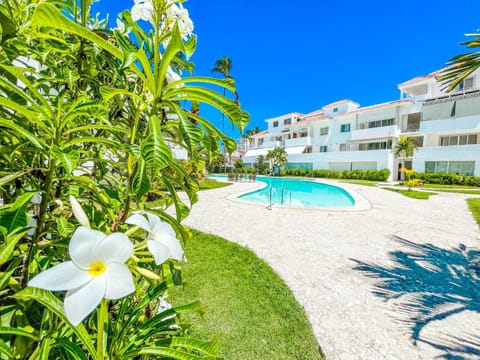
[88,261,106,277]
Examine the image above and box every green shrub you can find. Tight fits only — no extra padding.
[414,172,480,186]
[284,168,390,181]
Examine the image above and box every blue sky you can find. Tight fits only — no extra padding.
[95,0,480,138]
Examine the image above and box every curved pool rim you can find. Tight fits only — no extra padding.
[209,175,371,211]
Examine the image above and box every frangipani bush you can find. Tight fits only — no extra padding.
[0,0,247,357]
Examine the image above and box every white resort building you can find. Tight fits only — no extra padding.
[239,68,480,180]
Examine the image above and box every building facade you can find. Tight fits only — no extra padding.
[240,68,480,180]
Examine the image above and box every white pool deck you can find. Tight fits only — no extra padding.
[181,179,480,360]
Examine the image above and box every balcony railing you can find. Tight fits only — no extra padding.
[350,125,399,141]
[284,137,312,147]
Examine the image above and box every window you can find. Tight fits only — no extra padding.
[258,138,264,146]
[273,121,279,127]
[339,144,347,151]
[359,141,392,151]
[320,127,329,135]
[440,134,478,146]
[340,124,350,132]
[459,76,474,90]
[284,118,291,125]
[333,107,338,113]
[425,161,475,176]
[319,145,328,152]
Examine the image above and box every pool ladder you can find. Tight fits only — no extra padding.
[266,186,292,210]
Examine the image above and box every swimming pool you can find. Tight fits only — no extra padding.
[211,175,355,207]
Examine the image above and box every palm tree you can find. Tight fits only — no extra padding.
[439,30,480,91]
[211,56,233,134]
[394,135,418,181]
[243,126,262,145]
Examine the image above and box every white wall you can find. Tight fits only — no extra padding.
[413,145,480,176]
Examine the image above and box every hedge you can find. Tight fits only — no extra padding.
[283,168,390,181]
[413,172,480,186]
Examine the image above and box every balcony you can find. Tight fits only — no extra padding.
[261,140,282,149]
[284,136,312,147]
[351,125,399,141]
[402,123,420,133]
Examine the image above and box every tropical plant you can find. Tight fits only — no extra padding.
[211,55,238,132]
[266,147,288,175]
[439,29,480,91]
[255,154,268,174]
[243,126,262,144]
[394,135,417,159]
[234,158,243,169]
[0,0,248,358]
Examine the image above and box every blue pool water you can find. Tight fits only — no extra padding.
[210,175,355,207]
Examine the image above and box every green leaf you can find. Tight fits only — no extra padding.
[0,338,14,359]
[0,118,46,150]
[0,257,22,290]
[31,4,121,59]
[53,338,87,360]
[56,217,75,238]
[52,146,80,175]
[0,10,17,42]
[13,288,97,359]
[99,86,141,103]
[160,176,190,221]
[156,23,186,97]
[0,169,32,188]
[166,76,236,93]
[169,103,203,154]
[0,192,35,234]
[39,337,52,360]
[0,327,38,341]
[136,346,216,360]
[155,337,219,357]
[132,159,150,200]
[141,115,172,173]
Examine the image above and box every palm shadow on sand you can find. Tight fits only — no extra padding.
[352,235,480,359]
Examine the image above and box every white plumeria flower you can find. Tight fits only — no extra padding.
[166,66,181,83]
[125,211,183,265]
[131,0,154,24]
[115,18,126,33]
[69,195,90,228]
[28,227,135,326]
[166,2,193,39]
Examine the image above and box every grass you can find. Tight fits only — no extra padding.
[340,179,378,187]
[383,187,436,200]
[422,189,480,195]
[413,183,480,189]
[168,230,324,360]
[467,198,480,227]
[198,178,231,190]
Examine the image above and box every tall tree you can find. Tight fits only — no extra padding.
[439,30,480,91]
[211,56,238,133]
[394,135,418,181]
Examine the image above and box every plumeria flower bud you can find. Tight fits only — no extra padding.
[125,211,183,265]
[69,195,90,228]
[29,227,135,326]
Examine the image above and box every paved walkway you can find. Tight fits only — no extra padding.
[182,180,480,359]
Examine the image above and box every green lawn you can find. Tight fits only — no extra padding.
[422,189,480,195]
[169,230,324,360]
[418,183,480,189]
[467,198,480,227]
[198,178,232,190]
[383,187,436,200]
[340,179,378,187]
